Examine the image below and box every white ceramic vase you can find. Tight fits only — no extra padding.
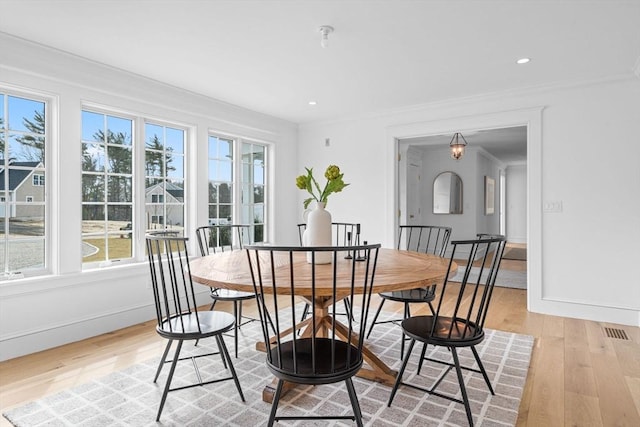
[302,201,332,264]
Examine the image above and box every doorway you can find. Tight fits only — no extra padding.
[397,126,528,289]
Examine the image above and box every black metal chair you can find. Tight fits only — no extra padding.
[245,244,381,427]
[387,235,507,427]
[297,222,361,322]
[195,224,257,357]
[146,233,245,421]
[366,225,452,357]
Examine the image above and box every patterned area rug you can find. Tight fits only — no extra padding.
[3,310,533,426]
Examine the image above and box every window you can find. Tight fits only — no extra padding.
[32,174,45,186]
[208,135,233,226]
[150,194,164,203]
[208,135,267,243]
[81,110,133,266]
[0,91,47,276]
[241,142,266,242]
[144,123,185,232]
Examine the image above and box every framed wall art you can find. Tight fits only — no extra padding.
[484,176,495,215]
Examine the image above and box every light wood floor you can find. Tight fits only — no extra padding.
[1,260,639,426]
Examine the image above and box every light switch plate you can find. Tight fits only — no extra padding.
[543,200,563,213]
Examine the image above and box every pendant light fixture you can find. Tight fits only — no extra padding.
[449,132,468,160]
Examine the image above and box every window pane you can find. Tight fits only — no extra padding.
[107,176,132,202]
[254,185,264,203]
[8,133,44,163]
[107,116,132,145]
[165,127,184,153]
[107,146,132,174]
[218,205,231,223]
[10,206,45,237]
[145,150,162,176]
[82,205,105,223]
[107,205,132,225]
[82,175,105,202]
[254,225,264,243]
[145,123,163,149]
[219,183,232,203]
[166,153,184,179]
[82,143,105,172]
[217,161,232,181]
[81,111,104,142]
[6,240,45,271]
[209,183,217,203]
[8,96,44,133]
[82,237,106,263]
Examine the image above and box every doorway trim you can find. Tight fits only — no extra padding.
[385,107,543,312]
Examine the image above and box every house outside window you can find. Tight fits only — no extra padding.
[144,123,185,233]
[81,110,133,266]
[32,174,44,186]
[0,91,47,277]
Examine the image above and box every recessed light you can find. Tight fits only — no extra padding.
[308,101,317,106]
[516,58,531,64]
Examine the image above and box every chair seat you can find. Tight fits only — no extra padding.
[210,288,256,301]
[379,287,435,303]
[157,310,235,340]
[267,338,363,385]
[401,315,485,347]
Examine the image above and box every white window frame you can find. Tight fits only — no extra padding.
[0,87,52,279]
[208,132,269,244]
[81,106,136,269]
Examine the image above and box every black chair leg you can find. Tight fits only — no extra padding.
[233,301,239,358]
[366,298,386,338]
[156,339,183,421]
[417,342,428,375]
[154,339,173,383]
[300,303,310,323]
[268,379,284,427]
[344,298,354,321]
[400,303,410,358]
[345,377,364,427]
[471,346,494,395]
[451,347,474,426]
[387,338,416,406]
[216,335,245,402]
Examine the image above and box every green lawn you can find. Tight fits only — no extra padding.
[83,237,132,262]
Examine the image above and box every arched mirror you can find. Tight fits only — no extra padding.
[433,171,463,214]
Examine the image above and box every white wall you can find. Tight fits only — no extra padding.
[506,164,527,243]
[0,34,299,361]
[298,77,640,327]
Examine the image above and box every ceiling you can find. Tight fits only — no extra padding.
[2,0,639,127]
[0,0,640,123]
[401,126,528,164]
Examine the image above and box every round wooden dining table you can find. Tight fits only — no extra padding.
[190,247,455,402]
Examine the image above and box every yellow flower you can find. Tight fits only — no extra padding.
[296,165,349,209]
[295,175,308,189]
[324,165,341,180]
